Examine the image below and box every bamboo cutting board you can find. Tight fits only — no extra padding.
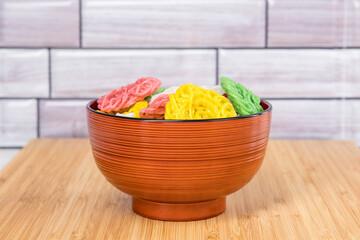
[0,139,359,240]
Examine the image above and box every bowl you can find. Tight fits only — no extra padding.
[87,100,272,221]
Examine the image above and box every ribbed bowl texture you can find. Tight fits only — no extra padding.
[87,100,272,221]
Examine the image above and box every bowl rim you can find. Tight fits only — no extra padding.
[86,99,272,122]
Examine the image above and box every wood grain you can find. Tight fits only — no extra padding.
[0,0,79,47]
[0,139,359,239]
[0,49,49,97]
[82,0,265,47]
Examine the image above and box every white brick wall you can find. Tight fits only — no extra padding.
[0,0,360,147]
[0,0,79,47]
[0,49,49,97]
[82,0,265,47]
[0,100,37,147]
[51,49,216,97]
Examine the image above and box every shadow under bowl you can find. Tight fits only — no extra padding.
[87,100,272,221]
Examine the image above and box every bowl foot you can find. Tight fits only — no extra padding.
[132,197,226,221]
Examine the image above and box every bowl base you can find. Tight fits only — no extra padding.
[132,197,226,221]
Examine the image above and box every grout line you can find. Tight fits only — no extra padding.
[1,46,360,50]
[221,46,356,50]
[48,49,52,98]
[215,49,219,84]
[79,0,82,47]
[0,147,23,149]
[42,97,95,101]
[37,98,40,138]
[0,46,78,49]
[265,0,269,48]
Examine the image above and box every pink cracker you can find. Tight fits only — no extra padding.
[97,77,161,112]
[140,94,170,119]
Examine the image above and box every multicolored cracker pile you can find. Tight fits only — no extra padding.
[96,77,263,120]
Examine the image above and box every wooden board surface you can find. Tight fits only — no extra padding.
[0,139,359,239]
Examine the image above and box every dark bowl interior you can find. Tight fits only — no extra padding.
[87,99,272,122]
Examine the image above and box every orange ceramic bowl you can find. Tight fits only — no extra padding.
[87,100,272,221]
